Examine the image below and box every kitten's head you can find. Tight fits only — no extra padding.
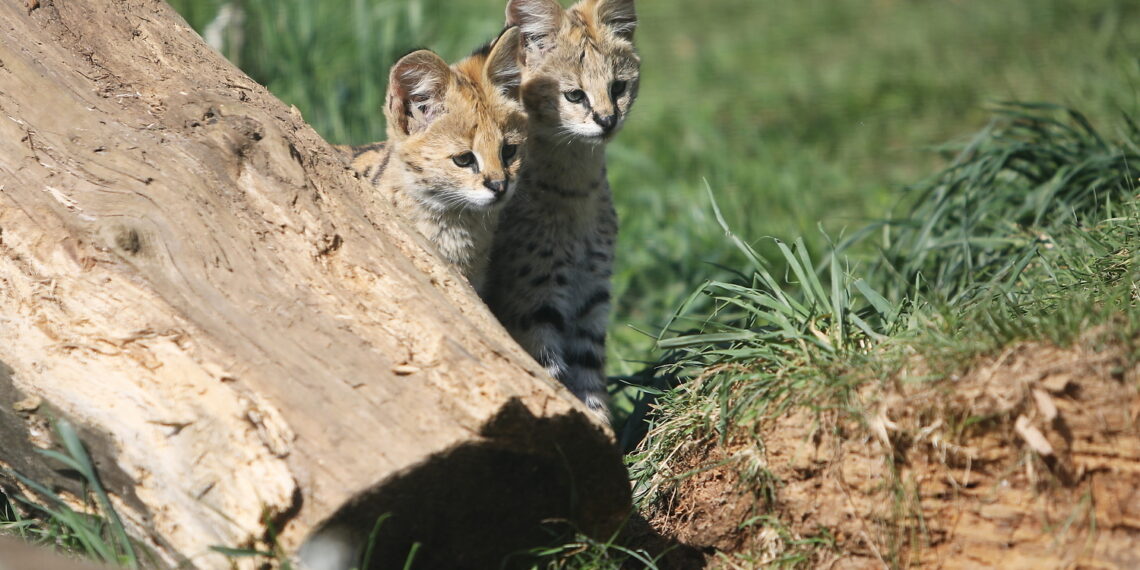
[384,27,527,212]
[506,0,639,143]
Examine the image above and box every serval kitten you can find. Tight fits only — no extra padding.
[343,27,526,294]
[484,0,639,421]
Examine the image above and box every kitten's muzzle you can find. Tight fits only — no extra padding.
[592,112,617,133]
[483,178,508,198]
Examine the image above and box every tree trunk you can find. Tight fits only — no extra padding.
[0,1,630,568]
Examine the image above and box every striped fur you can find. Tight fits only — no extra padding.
[485,0,639,422]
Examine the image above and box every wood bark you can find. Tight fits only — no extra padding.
[0,1,630,567]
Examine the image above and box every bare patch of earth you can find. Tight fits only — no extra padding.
[644,332,1140,568]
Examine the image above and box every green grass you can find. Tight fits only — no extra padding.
[627,104,1140,564]
[860,103,1140,305]
[1,419,143,568]
[505,523,663,570]
[166,0,1140,387]
[606,0,1140,374]
[171,0,501,144]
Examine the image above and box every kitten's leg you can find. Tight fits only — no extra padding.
[501,288,610,420]
[511,304,569,381]
[561,287,611,421]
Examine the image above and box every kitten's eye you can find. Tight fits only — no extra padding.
[563,89,586,104]
[452,152,476,168]
[501,143,518,162]
[610,80,628,97]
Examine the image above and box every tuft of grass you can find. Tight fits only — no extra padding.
[515,536,660,570]
[856,102,1140,307]
[626,104,1140,563]
[1,419,143,568]
[628,197,892,510]
[503,519,662,570]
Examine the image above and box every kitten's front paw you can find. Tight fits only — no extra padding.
[582,393,612,426]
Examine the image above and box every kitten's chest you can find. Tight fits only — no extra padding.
[531,196,617,286]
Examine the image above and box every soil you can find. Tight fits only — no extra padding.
[643,332,1140,568]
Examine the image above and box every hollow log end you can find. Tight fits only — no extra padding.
[298,399,632,569]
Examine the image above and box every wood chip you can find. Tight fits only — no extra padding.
[1014,415,1054,456]
[1031,389,1058,422]
[867,411,896,450]
[12,395,42,413]
[1039,373,1071,394]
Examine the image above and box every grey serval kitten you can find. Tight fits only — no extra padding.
[484,0,639,421]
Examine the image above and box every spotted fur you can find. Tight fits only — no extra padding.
[484,0,639,421]
[342,27,527,294]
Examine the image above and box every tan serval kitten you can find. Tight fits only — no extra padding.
[343,27,526,294]
[484,0,639,421]
[304,36,525,570]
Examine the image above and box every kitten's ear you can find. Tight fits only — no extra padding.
[484,27,523,99]
[505,0,562,57]
[593,0,636,40]
[386,50,452,136]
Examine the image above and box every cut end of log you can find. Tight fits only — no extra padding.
[297,399,631,568]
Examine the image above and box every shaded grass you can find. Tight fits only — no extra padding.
[505,521,664,570]
[0,420,143,568]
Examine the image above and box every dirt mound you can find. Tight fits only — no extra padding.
[647,334,1140,568]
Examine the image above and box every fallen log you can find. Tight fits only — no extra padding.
[0,0,630,567]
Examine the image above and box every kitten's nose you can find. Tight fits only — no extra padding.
[483,178,507,196]
[593,113,617,132]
